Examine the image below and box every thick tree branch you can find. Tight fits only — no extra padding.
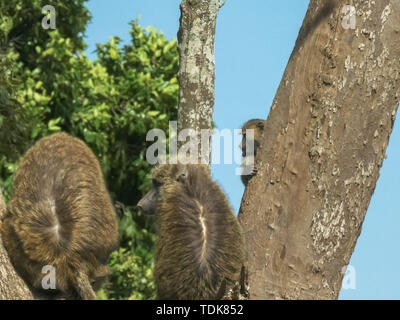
[239,0,400,299]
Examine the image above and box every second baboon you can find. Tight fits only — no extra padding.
[239,119,264,185]
[137,164,245,299]
[0,132,119,300]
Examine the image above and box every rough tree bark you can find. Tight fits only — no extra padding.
[0,190,33,299]
[239,0,400,299]
[177,0,223,140]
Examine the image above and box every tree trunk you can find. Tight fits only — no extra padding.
[239,0,400,299]
[0,190,33,299]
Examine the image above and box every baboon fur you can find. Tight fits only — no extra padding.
[138,164,245,299]
[0,133,118,299]
[240,119,264,185]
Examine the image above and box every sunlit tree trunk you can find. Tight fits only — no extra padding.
[239,0,400,299]
[177,0,224,162]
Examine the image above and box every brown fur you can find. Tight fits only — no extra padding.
[240,119,264,185]
[0,133,118,299]
[138,164,245,300]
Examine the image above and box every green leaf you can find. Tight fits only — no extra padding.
[83,128,96,143]
[48,118,61,132]
[109,48,118,60]
[147,110,160,117]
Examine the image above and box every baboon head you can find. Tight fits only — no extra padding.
[239,119,264,156]
[137,181,160,216]
[137,164,189,215]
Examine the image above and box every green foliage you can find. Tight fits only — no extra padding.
[1,0,90,69]
[97,205,157,300]
[99,248,156,300]
[0,49,31,199]
[0,2,178,299]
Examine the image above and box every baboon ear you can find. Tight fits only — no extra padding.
[256,120,264,130]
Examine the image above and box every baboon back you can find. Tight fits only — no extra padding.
[153,164,245,299]
[0,133,118,299]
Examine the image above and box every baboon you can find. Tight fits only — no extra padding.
[0,132,118,300]
[239,119,264,186]
[137,164,245,299]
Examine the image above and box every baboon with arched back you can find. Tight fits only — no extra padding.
[137,164,245,299]
[0,132,118,299]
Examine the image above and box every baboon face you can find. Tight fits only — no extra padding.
[137,180,161,215]
[239,119,264,156]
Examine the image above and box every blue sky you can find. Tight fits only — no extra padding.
[84,0,400,299]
